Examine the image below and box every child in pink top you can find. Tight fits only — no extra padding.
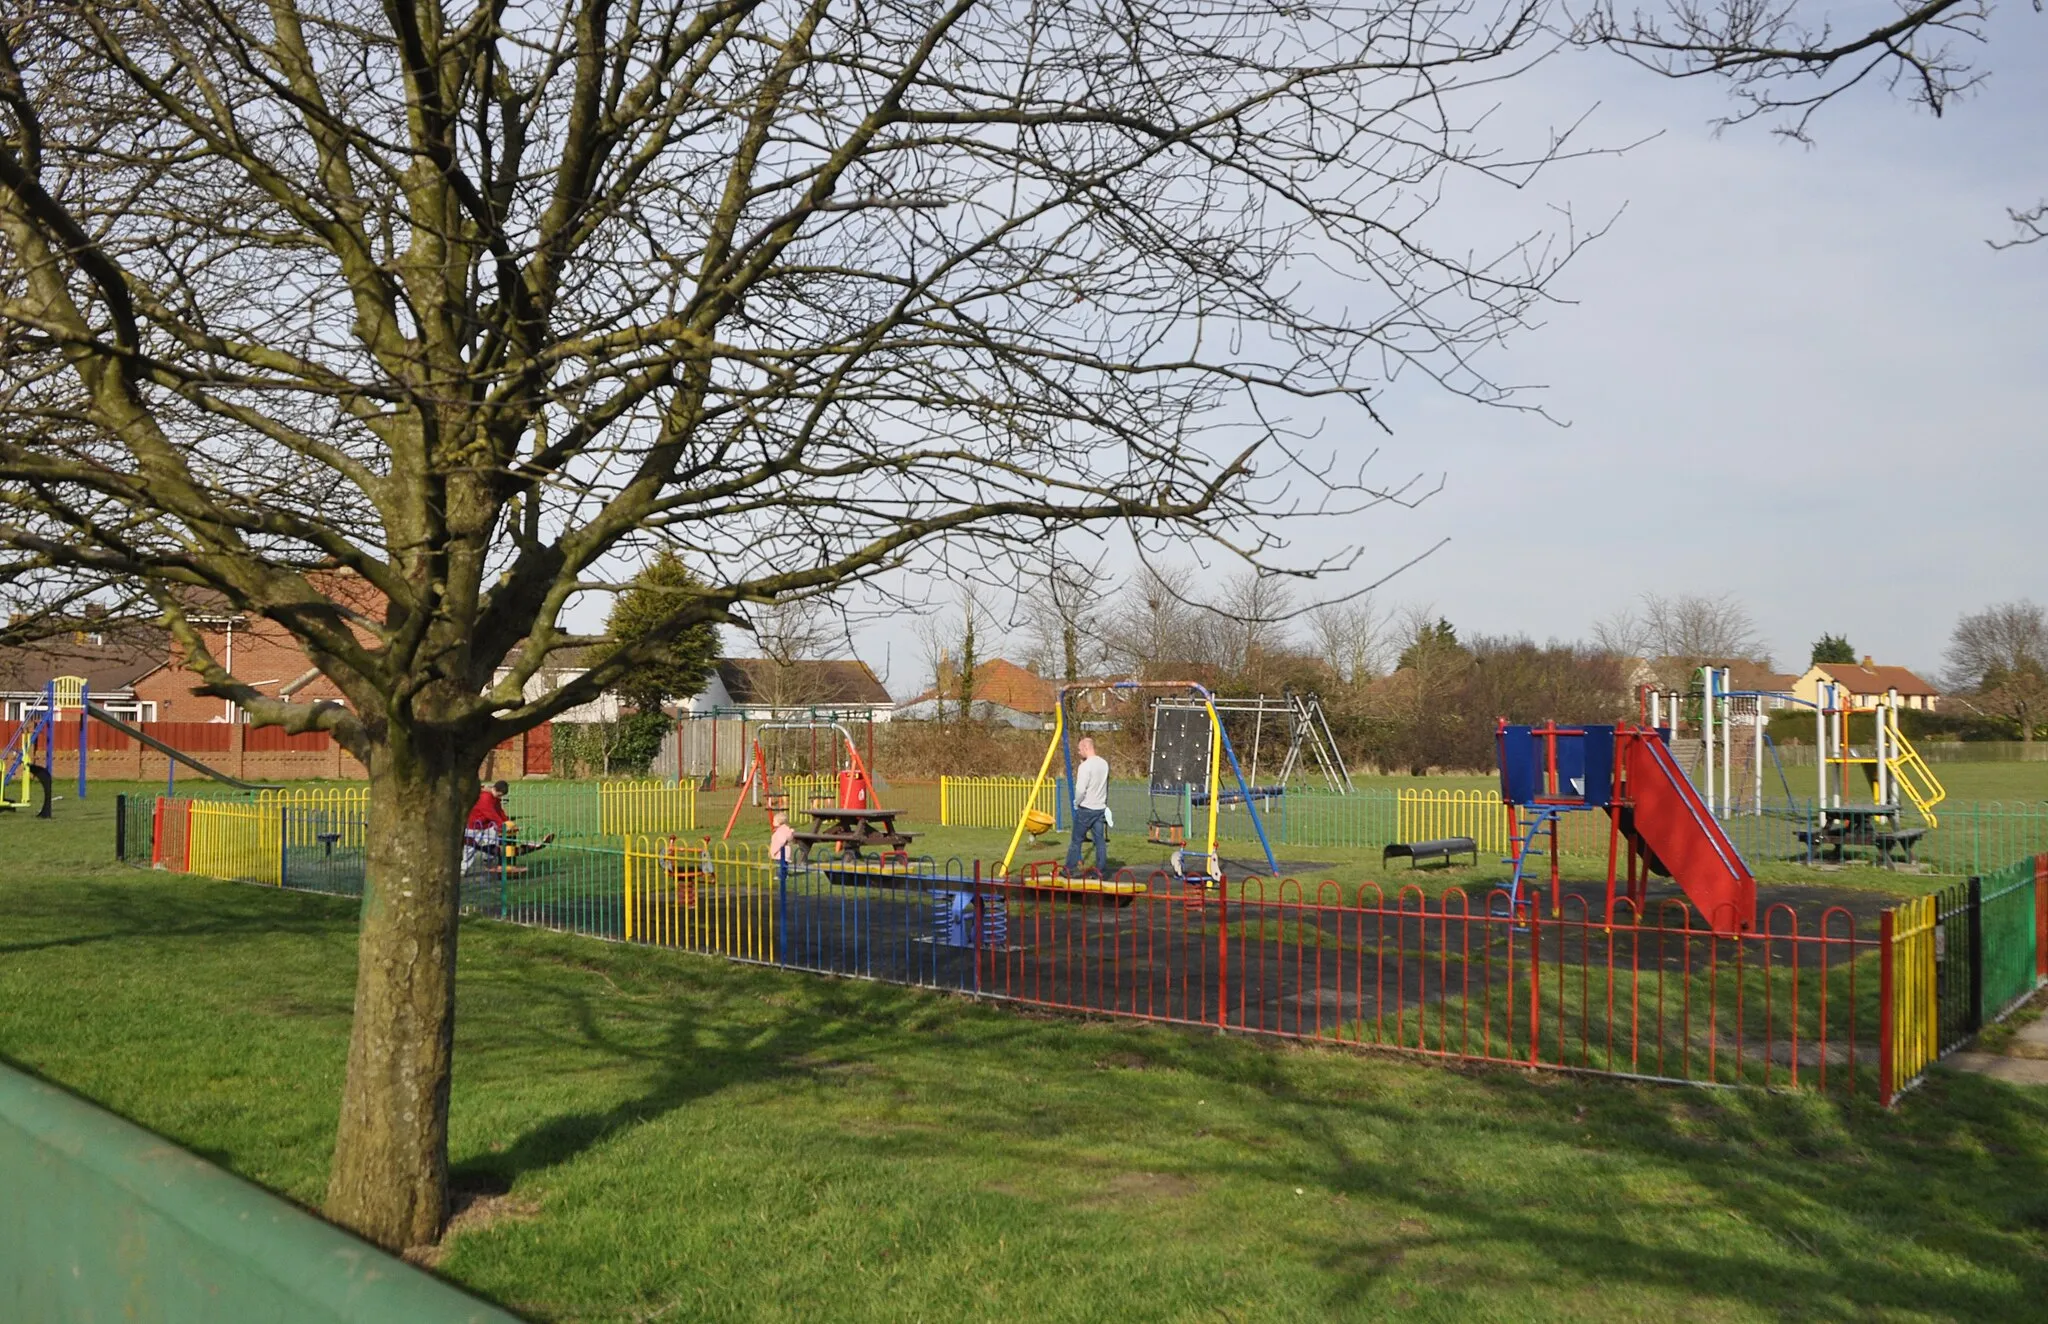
[768,811,798,865]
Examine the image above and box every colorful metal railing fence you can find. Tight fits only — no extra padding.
[187,800,281,886]
[598,780,697,836]
[1979,858,2040,1024]
[124,795,2048,1108]
[1879,854,2048,1102]
[1880,893,1939,1103]
[1395,789,1510,855]
[939,776,1055,828]
[621,836,776,963]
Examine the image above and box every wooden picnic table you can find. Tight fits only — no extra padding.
[790,807,916,863]
[1797,805,1926,867]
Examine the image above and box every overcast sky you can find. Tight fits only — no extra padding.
[773,10,2048,694]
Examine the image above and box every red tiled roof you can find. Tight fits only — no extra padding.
[905,658,1058,714]
[1812,662,1940,697]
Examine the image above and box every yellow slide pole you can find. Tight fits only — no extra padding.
[999,701,1065,878]
[1204,700,1223,879]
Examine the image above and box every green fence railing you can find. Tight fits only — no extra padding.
[1979,857,2040,1024]
[0,1063,518,1323]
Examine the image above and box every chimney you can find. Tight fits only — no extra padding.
[1861,655,1874,667]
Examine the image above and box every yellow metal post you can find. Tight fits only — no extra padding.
[999,704,1064,877]
[1204,702,1224,878]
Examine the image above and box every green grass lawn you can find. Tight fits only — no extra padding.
[8,796,2048,1321]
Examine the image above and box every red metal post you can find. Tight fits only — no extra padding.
[1528,893,1542,1066]
[2036,853,2048,983]
[1216,877,1230,1029]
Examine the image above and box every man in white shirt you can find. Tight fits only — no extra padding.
[1065,736,1111,876]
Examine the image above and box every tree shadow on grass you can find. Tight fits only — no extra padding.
[484,944,2048,1321]
[1180,1051,2048,1319]
[448,936,1039,1192]
[0,877,354,955]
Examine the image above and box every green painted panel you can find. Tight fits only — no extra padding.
[0,1064,521,1323]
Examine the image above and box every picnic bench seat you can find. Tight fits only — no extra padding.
[1794,826,1926,867]
[789,828,916,862]
[1875,827,1927,863]
[1382,837,1479,869]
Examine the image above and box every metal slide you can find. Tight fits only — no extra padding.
[1617,734,1758,935]
[83,703,276,792]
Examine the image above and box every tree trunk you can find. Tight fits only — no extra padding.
[323,745,474,1250]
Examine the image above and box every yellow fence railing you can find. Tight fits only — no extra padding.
[188,801,282,886]
[253,786,368,813]
[599,780,696,836]
[778,775,842,811]
[254,786,370,851]
[1885,893,1939,1099]
[940,776,1056,829]
[1395,789,1509,855]
[621,836,775,962]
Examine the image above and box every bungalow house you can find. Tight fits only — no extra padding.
[0,631,168,724]
[490,643,627,723]
[686,657,894,723]
[896,658,1140,730]
[896,657,1059,728]
[1793,659,1942,712]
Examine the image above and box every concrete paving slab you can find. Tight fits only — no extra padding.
[1942,1052,2048,1086]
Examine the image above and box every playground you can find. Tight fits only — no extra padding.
[10,666,2048,1318]
[7,798,2048,1322]
[99,680,2048,1106]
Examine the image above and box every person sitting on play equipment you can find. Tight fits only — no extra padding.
[768,810,797,865]
[464,780,552,872]
[1065,736,1111,877]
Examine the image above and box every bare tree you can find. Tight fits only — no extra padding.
[1602,592,1768,667]
[0,0,1588,1248]
[1573,0,2040,244]
[1022,547,1110,684]
[910,612,955,710]
[1591,605,1654,659]
[1945,601,2048,743]
[747,599,836,669]
[1104,564,1227,676]
[1308,597,1390,686]
[1213,571,1297,680]
[956,584,983,721]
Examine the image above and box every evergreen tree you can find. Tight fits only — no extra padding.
[601,553,722,712]
[1810,634,1856,665]
[1397,618,1463,671]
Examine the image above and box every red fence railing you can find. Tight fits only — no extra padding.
[973,872,1874,1095]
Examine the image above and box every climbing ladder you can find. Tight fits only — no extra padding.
[1497,805,1567,921]
[1882,713,1947,827]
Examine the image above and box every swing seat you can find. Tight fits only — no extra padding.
[1021,809,1054,836]
[1147,820,1186,846]
[765,792,789,811]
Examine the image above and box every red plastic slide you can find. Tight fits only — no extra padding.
[1616,733,1757,935]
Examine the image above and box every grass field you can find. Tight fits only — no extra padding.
[9,795,2048,1321]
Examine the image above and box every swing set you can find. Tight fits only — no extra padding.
[997,680,1281,888]
[720,720,881,839]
